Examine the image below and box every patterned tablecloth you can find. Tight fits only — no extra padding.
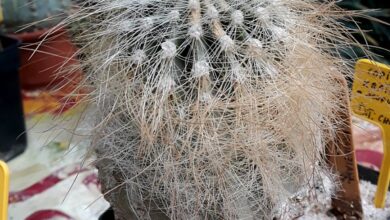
[8,89,109,220]
[352,117,385,171]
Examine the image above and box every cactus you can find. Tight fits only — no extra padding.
[67,0,360,219]
[1,0,72,33]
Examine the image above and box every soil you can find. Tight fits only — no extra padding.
[283,180,390,219]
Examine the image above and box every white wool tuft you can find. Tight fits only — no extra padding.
[188,24,203,39]
[161,40,177,58]
[193,61,210,78]
[168,10,180,21]
[255,7,271,21]
[131,49,147,65]
[207,5,219,20]
[219,35,235,52]
[231,10,244,25]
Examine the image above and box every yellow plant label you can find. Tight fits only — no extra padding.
[351,59,390,208]
[0,161,9,220]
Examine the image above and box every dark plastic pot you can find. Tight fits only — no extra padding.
[358,164,390,191]
[99,209,115,220]
[0,35,27,161]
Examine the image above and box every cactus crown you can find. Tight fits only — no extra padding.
[68,0,358,219]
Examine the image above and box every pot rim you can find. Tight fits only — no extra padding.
[10,27,66,43]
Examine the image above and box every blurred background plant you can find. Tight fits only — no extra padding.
[337,0,390,64]
[0,0,72,33]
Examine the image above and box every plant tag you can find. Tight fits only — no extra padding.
[327,76,362,218]
[0,161,9,220]
[351,59,390,208]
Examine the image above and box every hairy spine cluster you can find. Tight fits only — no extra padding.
[67,0,355,219]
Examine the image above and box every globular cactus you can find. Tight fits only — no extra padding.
[67,0,358,219]
[1,0,72,33]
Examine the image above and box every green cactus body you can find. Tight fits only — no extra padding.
[1,0,71,32]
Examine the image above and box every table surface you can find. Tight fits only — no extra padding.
[7,88,109,220]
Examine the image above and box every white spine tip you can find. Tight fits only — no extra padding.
[161,41,177,58]
[188,24,203,39]
[193,61,210,78]
[219,35,235,52]
[231,10,244,25]
[131,49,146,64]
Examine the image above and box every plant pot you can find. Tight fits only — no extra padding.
[0,35,27,161]
[98,165,390,220]
[10,28,82,90]
[99,209,115,220]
